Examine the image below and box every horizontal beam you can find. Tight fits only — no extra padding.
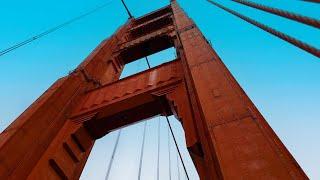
[70,60,182,121]
[118,27,175,64]
[84,99,171,139]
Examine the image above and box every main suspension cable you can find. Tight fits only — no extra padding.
[0,0,114,57]
[164,116,190,180]
[138,122,147,180]
[301,0,320,4]
[105,129,122,180]
[232,0,320,29]
[207,0,320,59]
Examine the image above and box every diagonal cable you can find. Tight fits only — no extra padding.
[164,116,190,180]
[301,0,320,4]
[207,0,320,59]
[0,0,114,57]
[232,0,320,29]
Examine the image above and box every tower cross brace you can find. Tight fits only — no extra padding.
[0,1,307,179]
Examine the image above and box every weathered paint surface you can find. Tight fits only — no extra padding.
[0,1,307,179]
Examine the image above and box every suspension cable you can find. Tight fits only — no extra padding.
[0,0,114,58]
[232,0,320,29]
[167,123,172,180]
[176,152,181,180]
[207,0,320,59]
[138,122,147,180]
[156,117,161,180]
[120,0,133,18]
[105,129,122,180]
[301,0,320,4]
[164,116,190,180]
[145,56,151,69]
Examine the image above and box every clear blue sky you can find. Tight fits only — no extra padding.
[0,0,319,179]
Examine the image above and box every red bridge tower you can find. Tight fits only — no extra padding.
[0,1,307,179]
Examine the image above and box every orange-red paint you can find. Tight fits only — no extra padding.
[0,1,307,179]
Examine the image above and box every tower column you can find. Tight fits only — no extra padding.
[171,1,307,179]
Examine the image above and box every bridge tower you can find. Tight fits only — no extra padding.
[0,1,307,179]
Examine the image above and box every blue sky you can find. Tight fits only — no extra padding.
[0,0,319,179]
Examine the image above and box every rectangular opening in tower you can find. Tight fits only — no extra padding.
[120,47,177,79]
[80,115,199,179]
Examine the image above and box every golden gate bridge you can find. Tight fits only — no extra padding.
[0,0,318,179]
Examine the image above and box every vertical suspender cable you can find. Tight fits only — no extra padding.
[120,0,133,18]
[176,152,181,180]
[232,0,320,29]
[156,117,161,180]
[105,129,122,180]
[145,57,151,69]
[167,124,172,180]
[164,116,190,180]
[138,122,147,180]
[207,0,320,59]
